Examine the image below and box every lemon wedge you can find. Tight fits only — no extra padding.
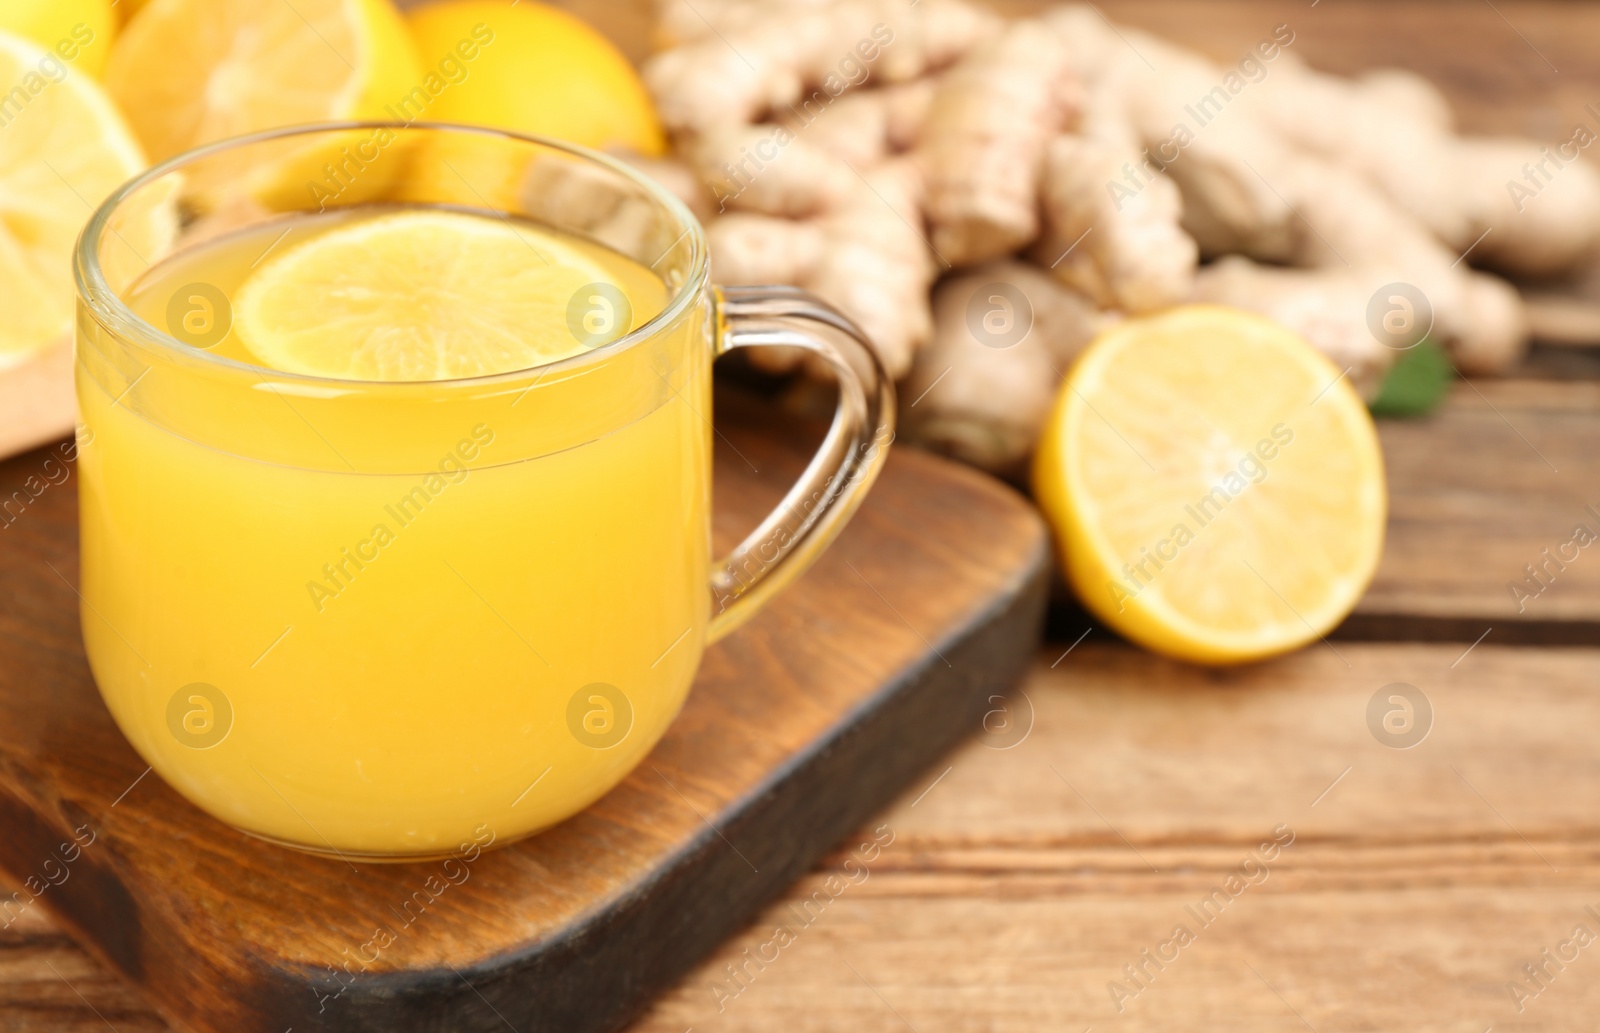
[233,210,619,380]
[103,0,420,163]
[1033,305,1386,665]
[0,29,145,369]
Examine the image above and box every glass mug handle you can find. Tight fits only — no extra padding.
[707,285,896,642]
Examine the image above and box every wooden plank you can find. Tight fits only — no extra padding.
[1347,379,1600,642]
[630,641,1600,1033]
[0,904,170,1033]
[7,4,1600,1031]
[17,641,1599,1031]
[0,395,1048,1033]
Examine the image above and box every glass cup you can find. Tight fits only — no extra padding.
[73,123,892,860]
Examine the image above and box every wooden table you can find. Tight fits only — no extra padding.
[17,392,1600,1033]
[7,2,1600,1030]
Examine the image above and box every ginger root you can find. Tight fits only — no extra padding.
[655,0,834,49]
[645,0,999,377]
[1239,56,1600,278]
[1037,4,1532,374]
[640,0,1600,478]
[610,149,715,223]
[1192,258,1394,396]
[642,0,998,136]
[903,261,1110,475]
[1032,130,1198,312]
[1451,136,1600,277]
[914,20,1078,266]
[778,77,937,165]
[708,158,934,377]
[688,125,858,217]
[1041,9,1306,263]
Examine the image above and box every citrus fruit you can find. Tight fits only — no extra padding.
[103,0,421,163]
[233,210,616,380]
[404,0,665,156]
[1032,305,1386,665]
[112,0,150,27]
[0,29,145,369]
[0,0,112,76]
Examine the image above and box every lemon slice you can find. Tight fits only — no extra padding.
[1033,305,1386,665]
[0,29,145,369]
[103,0,420,163]
[234,210,620,380]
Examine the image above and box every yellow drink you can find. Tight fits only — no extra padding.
[80,209,710,857]
[74,125,892,861]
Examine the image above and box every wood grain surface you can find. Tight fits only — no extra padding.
[13,638,1600,1032]
[633,640,1600,1033]
[1351,380,1600,641]
[7,374,1597,1032]
[6,1,1600,1031]
[0,395,1048,1033]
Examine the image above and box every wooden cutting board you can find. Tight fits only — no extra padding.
[0,390,1049,1033]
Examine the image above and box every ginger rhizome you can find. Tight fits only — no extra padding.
[642,0,1600,472]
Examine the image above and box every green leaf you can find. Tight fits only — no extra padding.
[1369,339,1453,417]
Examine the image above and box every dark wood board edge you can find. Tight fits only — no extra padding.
[8,536,1050,1033]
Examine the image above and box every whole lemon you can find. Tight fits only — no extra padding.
[0,0,113,76]
[404,0,664,156]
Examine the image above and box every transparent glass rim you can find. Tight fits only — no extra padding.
[72,121,711,391]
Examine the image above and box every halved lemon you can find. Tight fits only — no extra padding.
[1033,305,1386,665]
[0,29,145,369]
[103,0,420,163]
[233,210,618,380]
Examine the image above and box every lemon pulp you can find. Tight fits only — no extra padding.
[1033,304,1387,665]
[0,29,144,368]
[105,0,420,162]
[231,209,626,380]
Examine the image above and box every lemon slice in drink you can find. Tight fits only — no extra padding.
[234,210,620,380]
[104,0,420,163]
[1033,305,1386,665]
[0,29,145,369]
